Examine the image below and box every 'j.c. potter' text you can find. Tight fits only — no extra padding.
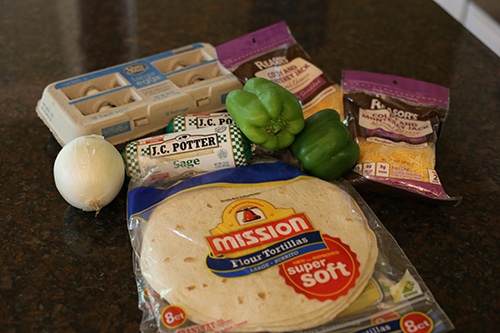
[149,134,218,157]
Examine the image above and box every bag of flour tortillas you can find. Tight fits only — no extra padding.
[127,161,454,333]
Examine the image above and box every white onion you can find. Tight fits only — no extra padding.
[53,135,125,213]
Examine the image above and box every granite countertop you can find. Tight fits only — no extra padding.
[1,0,498,332]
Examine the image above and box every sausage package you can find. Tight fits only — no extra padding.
[123,124,251,180]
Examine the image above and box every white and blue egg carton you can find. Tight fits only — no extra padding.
[36,43,242,146]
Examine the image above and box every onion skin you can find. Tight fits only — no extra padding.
[53,135,125,213]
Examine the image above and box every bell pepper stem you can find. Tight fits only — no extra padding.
[266,116,288,136]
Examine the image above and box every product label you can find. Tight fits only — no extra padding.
[171,112,233,132]
[124,124,248,179]
[390,269,423,302]
[279,235,360,301]
[161,305,187,328]
[204,196,361,301]
[149,133,219,157]
[174,319,247,333]
[205,198,327,278]
[350,312,434,333]
[255,57,323,100]
[400,312,434,333]
[359,108,433,143]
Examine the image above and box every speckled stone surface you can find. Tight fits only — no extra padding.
[0,0,498,332]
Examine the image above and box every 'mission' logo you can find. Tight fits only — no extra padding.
[206,213,313,256]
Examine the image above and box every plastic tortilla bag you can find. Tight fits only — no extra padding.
[126,161,454,332]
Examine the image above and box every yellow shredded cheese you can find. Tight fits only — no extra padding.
[303,84,344,120]
[356,137,436,182]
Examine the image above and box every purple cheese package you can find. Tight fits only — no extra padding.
[342,70,461,204]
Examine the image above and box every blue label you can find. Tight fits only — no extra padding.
[101,121,131,138]
[54,43,208,91]
[127,162,305,218]
[206,231,327,278]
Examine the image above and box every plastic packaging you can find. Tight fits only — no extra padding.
[123,124,251,180]
[216,21,344,120]
[342,70,461,204]
[127,161,454,333]
[165,112,233,133]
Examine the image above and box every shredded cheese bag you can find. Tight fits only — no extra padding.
[342,70,460,203]
[216,21,344,120]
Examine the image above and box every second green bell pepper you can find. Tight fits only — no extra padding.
[225,77,305,150]
[290,108,360,181]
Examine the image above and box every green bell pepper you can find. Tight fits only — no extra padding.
[226,77,305,150]
[290,108,359,181]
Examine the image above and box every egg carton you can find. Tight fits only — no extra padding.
[36,43,243,146]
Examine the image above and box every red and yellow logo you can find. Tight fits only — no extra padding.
[204,198,361,302]
[205,199,327,278]
[279,235,360,301]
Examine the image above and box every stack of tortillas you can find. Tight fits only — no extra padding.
[140,175,378,332]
